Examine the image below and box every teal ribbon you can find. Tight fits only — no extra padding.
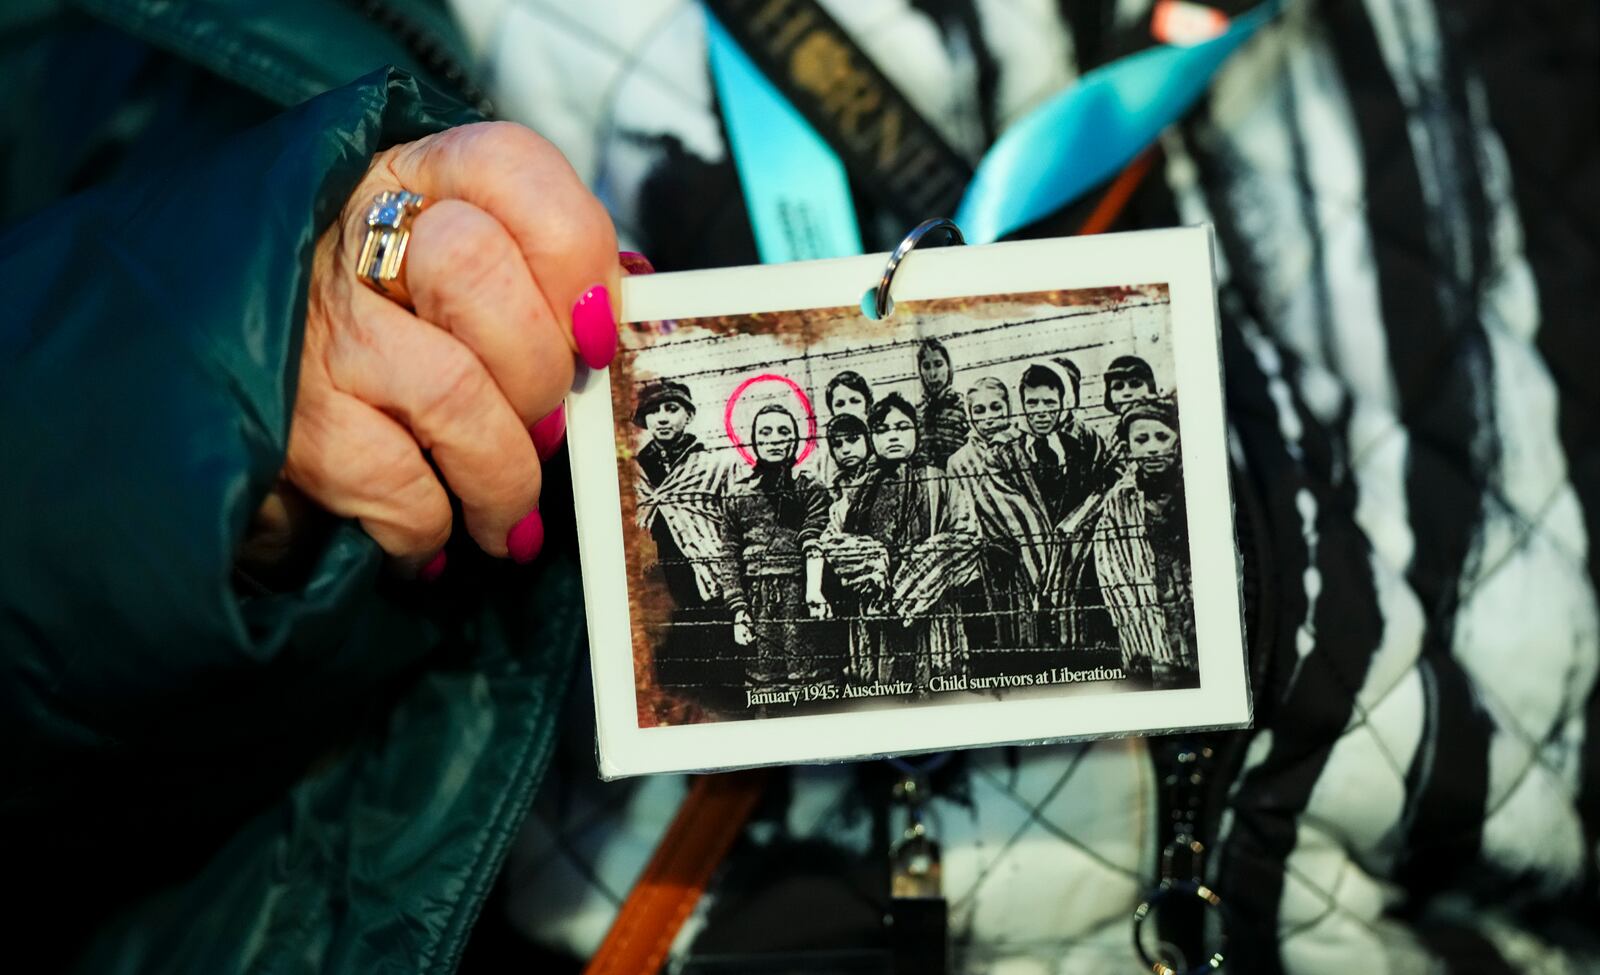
[706,3,1279,261]
[955,3,1278,244]
[705,12,862,263]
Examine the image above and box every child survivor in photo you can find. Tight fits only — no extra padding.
[613,286,1199,726]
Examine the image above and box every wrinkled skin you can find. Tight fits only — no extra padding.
[288,121,620,565]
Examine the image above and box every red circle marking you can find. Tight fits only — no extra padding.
[724,373,817,467]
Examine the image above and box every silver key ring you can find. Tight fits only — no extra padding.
[871,217,965,319]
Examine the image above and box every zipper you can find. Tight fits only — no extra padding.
[1139,460,1278,971]
[342,0,495,116]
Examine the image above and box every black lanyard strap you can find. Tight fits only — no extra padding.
[703,0,972,223]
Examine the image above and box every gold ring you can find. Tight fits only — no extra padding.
[357,190,426,295]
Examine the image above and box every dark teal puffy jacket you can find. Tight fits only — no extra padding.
[1,2,582,971]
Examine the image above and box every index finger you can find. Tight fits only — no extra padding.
[382,122,622,367]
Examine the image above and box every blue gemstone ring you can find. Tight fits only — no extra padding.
[357,189,427,298]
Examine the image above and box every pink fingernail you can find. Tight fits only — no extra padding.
[531,406,567,461]
[573,285,617,370]
[618,251,655,275]
[507,508,544,563]
[420,550,447,582]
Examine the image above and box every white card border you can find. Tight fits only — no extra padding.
[568,226,1250,778]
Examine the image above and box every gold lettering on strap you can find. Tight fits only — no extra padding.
[788,31,849,103]
[770,10,817,54]
[745,0,795,33]
[706,0,971,220]
[875,105,903,170]
[789,31,882,141]
[888,141,963,212]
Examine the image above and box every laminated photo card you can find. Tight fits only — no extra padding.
[566,227,1250,777]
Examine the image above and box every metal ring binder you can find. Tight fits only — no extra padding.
[872,218,966,319]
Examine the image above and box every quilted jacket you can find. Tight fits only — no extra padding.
[3,0,1598,973]
[490,3,1600,971]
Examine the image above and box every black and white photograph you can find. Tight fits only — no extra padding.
[570,231,1249,774]
[615,283,1202,728]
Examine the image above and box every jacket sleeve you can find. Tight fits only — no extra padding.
[0,68,476,815]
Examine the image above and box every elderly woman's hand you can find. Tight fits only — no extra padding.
[285,122,620,570]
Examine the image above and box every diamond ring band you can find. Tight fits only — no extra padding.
[356,190,427,296]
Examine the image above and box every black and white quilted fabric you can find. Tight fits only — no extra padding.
[453,0,1600,970]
